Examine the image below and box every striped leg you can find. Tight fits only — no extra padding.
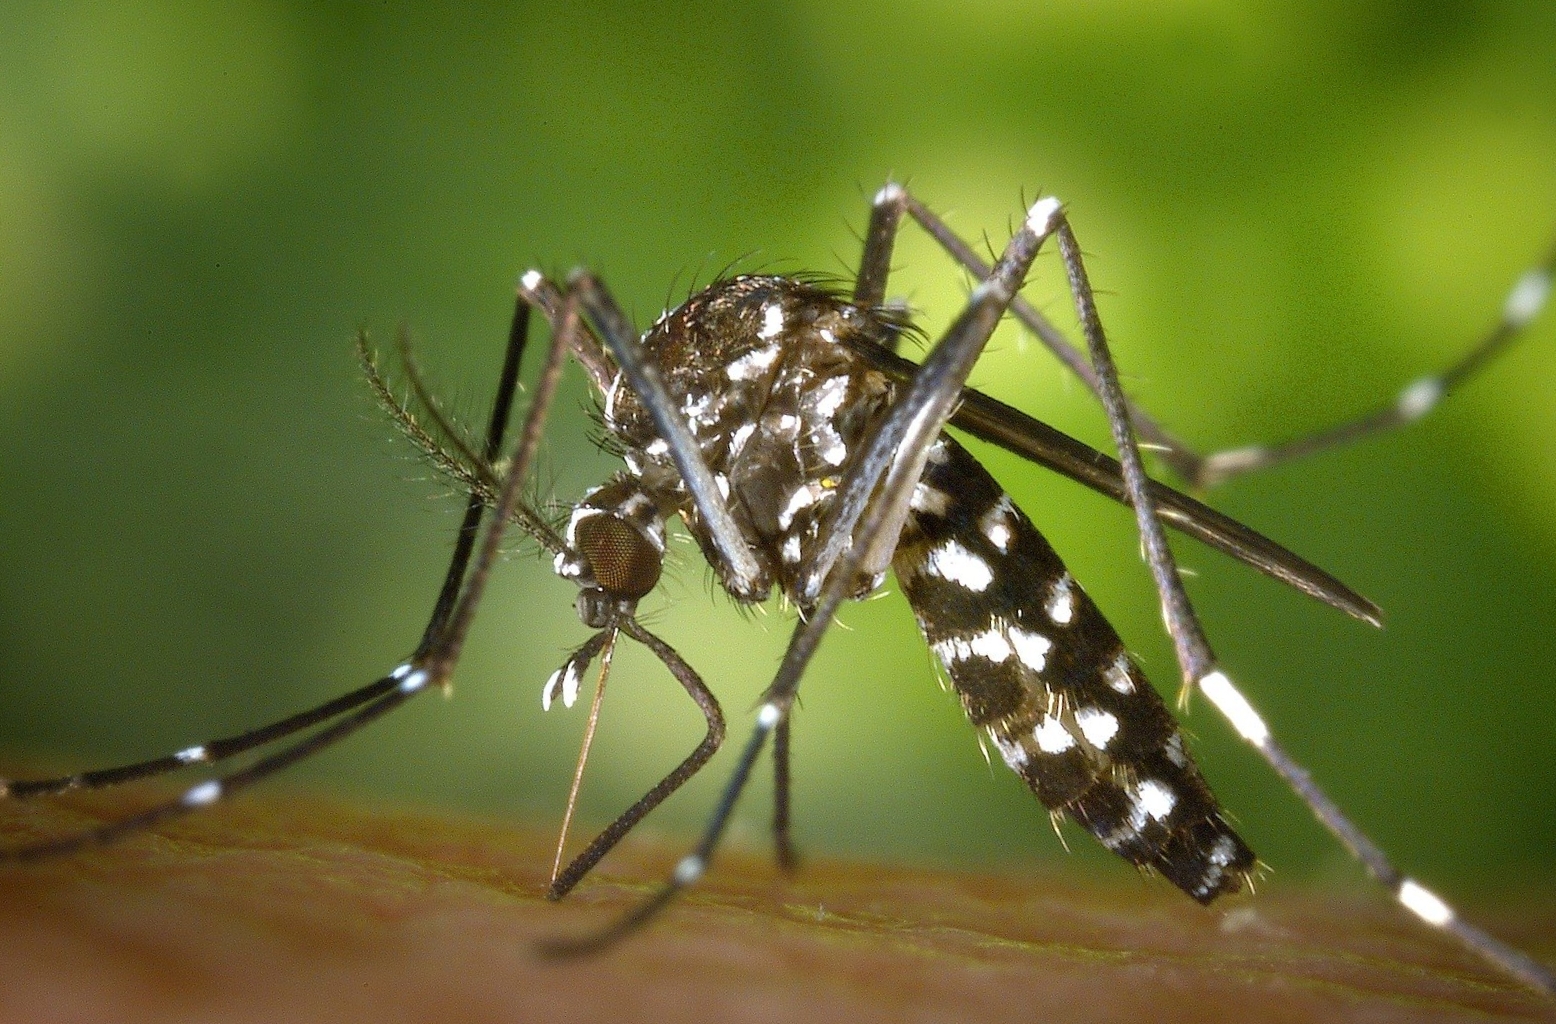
[865,180,1554,489]
[1049,213,1556,994]
[1,285,565,863]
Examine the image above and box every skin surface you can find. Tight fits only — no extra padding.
[1,783,1552,1024]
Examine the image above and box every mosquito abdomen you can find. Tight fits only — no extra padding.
[894,435,1255,903]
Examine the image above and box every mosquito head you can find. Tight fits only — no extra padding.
[553,476,667,622]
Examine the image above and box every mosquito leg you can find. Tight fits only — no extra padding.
[895,189,1193,466]
[3,667,426,862]
[843,334,1381,624]
[852,183,916,354]
[0,673,403,808]
[415,292,535,657]
[904,187,1554,489]
[539,703,764,957]
[1190,241,1554,487]
[844,187,1384,621]
[853,184,907,308]
[772,714,797,871]
[541,196,1067,951]
[516,272,615,398]
[1050,214,1556,995]
[417,277,574,688]
[1,289,544,856]
[547,617,725,900]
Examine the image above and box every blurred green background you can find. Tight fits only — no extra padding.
[1,2,1553,901]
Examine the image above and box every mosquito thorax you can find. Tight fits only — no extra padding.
[603,275,901,610]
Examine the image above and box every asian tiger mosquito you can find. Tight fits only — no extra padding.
[2,184,1552,993]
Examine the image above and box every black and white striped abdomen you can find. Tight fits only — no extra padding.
[893,436,1255,903]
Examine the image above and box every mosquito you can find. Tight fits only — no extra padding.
[2,184,1551,994]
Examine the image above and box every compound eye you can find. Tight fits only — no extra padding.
[575,513,662,601]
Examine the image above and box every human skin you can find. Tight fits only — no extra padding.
[0,785,1551,1024]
